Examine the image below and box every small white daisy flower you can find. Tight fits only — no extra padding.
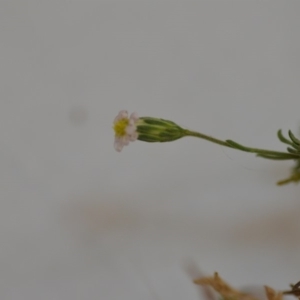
[113,110,186,152]
[113,110,139,152]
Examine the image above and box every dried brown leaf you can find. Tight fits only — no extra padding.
[264,286,283,300]
[194,272,259,300]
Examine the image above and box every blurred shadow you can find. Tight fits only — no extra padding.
[229,201,300,248]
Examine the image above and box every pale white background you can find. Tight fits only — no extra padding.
[1,1,300,299]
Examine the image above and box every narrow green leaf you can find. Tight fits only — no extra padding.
[288,130,300,145]
[256,154,297,160]
[225,140,249,152]
[287,147,299,154]
[277,172,300,185]
[277,130,294,146]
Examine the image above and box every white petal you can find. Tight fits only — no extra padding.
[129,132,138,141]
[114,139,123,152]
[126,124,136,135]
[121,135,130,145]
[122,136,130,146]
[114,110,128,123]
[130,112,139,122]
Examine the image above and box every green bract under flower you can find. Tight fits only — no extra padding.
[137,117,185,143]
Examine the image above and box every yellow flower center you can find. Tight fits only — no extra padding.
[113,118,129,137]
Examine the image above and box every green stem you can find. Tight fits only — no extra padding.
[184,129,300,159]
[184,129,230,148]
